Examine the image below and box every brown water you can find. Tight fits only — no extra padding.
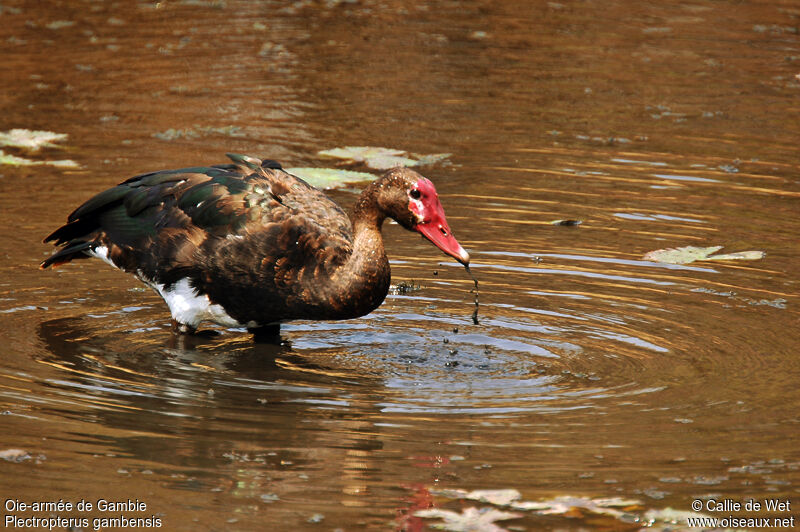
[1,1,799,530]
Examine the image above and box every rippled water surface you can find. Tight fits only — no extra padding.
[1,0,798,530]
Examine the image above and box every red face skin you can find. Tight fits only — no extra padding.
[409,178,470,265]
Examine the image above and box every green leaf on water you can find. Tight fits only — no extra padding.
[0,129,69,151]
[285,167,377,189]
[317,146,451,170]
[644,245,764,265]
[414,507,522,532]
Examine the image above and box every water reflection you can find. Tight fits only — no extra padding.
[1,0,798,529]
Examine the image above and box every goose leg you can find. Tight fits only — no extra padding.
[249,324,281,342]
[171,319,197,335]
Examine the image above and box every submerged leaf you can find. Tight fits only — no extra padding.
[414,507,522,532]
[0,129,68,151]
[286,167,377,189]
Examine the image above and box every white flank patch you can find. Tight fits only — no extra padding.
[153,278,248,329]
[89,248,261,329]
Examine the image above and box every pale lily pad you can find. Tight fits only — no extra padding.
[0,129,68,151]
[414,507,522,532]
[317,145,451,170]
[644,245,764,265]
[0,150,79,168]
[286,167,377,189]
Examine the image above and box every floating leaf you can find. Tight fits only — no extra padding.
[0,449,31,463]
[0,150,79,168]
[306,513,324,523]
[318,146,405,161]
[389,280,422,295]
[412,152,453,166]
[643,507,715,530]
[706,250,765,261]
[414,507,522,532]
[362,153,419,170]
[317,145,451,169]
[643,246,723,264]
[428,488,723,530]
[153,125,246,141]
[433,489,641,518]
[45,20,75,30]
[259,493,279,503]
[644,245,764,265]
[515,496,640,517]
[153,128,199,141]
[0,129,68,151]
[464,489,522,506]
[286,167,377,189]
[45,159,80,168]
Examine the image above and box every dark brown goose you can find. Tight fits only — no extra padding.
[41,154,469,336]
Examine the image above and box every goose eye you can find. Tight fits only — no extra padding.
[409,189,421,200]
